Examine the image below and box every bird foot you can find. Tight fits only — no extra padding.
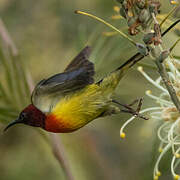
[112,98,148,120]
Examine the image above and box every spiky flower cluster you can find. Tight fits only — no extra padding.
[116,0,161,35]
[120,57,180,180]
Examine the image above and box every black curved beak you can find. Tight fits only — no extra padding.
[3,119,23,132]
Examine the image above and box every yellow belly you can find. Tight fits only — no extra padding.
[49,84,108,131]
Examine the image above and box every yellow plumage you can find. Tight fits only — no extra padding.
[51,70,125,130]
[4,46,141,133]
[52,84,106,129]
[4,46,140,133]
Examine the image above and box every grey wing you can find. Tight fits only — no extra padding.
[31,46,95,112]
[64,46,92,72]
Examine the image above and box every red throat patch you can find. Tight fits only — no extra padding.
[22,104,46,128]
[45,114,77,133]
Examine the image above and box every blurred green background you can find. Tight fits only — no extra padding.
[0,0,180,180]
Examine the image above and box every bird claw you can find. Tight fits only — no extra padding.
[112,98,148,120]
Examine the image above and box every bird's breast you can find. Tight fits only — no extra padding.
[45,114,83,133]
[44,84,108,133]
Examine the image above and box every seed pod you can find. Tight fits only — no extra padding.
[127,17,137,27]
[136,0,146,9]
[143,33,155,44]
[150,1,161,14]
[149,4,156,14]
[128,18,140,35]
[134,3,142,14]
[120,7,127,18]
[139,9,151,23]
[141,19,153,30]
[116,0,124,4]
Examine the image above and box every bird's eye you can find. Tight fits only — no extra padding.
[20,112,26,120]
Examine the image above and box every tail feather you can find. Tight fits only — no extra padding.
[97,52,144,94]
[115,52,143,71]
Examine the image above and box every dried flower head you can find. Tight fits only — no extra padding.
[116,0,161,35]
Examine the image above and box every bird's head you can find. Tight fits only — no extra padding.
[4,104,46,132]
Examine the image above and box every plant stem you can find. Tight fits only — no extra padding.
[155,59,180,112]
[151,13,180,113]
[49,134,74,180]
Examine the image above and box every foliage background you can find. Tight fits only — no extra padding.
[0,0,179,180]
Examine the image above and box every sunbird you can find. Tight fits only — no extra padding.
[4,46,144,133]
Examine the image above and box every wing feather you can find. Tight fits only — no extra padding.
[31,46,95,112]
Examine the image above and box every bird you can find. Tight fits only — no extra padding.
[4,46,144,133]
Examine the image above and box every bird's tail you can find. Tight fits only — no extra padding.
[97,53,143,94]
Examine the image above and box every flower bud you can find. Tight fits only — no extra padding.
[158,50,169,63]
[150,46,161,58]
[136,43,148,56]
[139,9,151,23]
[136,0,146,9]
[143,33,155,44]
[127,17,137,27]
[116,0,124,4]
[120,7,127,18]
